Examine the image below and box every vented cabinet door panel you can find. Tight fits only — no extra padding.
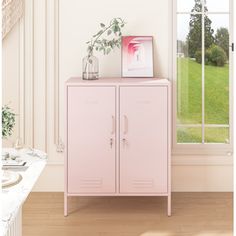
[67,86,116,193]
[119,86,168,193]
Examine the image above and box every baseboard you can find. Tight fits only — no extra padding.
[33,164,233,192]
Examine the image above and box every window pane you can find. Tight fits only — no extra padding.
[177,127,202,143]
[204,14,229,125]
[205,127,229,143]
[177,0,201,12]
[176,0,231,146]
[205,0,229,12]
[177,14,202,125]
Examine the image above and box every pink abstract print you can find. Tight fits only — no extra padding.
[122,36,153,77]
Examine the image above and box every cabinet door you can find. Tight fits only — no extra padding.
[119,86,168,193]
[67,86,116,193]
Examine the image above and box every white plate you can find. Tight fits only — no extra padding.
[2,171,22,187]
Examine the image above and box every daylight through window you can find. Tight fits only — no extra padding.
[176,0,231,144]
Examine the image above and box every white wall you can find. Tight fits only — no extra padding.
[2,0,233,192]
[59,0,169,80]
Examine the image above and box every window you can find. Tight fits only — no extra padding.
[173,0,233,153]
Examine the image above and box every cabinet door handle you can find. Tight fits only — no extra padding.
[111,115,115,134]
[123,115,128,134]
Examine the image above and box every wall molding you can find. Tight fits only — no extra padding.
[33,0,47,151]
[45,0,48,152]
[53,0,64,152]
[20,0,63,155]
[54,0,59,146]
[19,17,25,144]
[24,0,34,148]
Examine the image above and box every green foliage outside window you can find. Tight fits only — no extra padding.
[187,0,214,58]
[186,0,229,67]
[195,44,227,66]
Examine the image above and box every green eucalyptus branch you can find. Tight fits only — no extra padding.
[86,18,126,57]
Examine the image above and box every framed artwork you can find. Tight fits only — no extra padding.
[122,36,154,77]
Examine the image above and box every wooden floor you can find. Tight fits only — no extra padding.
[23,192,233,236]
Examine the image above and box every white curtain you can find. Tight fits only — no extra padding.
[2,0,24,39]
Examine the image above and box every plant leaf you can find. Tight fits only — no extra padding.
[106,48,111,54]
[100,23,105,28]
[107,30,112,36]
[113,19,118,24]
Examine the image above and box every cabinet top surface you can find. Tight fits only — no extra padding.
[66,77,170,86]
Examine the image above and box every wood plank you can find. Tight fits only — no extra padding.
[23,192,233,236]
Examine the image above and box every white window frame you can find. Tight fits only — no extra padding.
[171,0,234,155]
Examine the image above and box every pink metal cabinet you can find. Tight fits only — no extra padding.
[119,86,168,193]
[65,78,171,217]
[67,86,116,194]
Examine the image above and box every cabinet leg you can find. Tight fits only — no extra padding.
[167,194,171,216]
[64,193,68,216]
